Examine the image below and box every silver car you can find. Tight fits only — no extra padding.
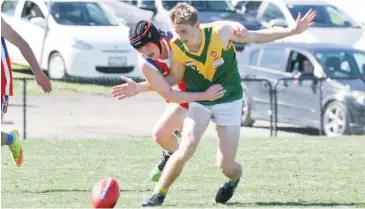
[239,42,365,136]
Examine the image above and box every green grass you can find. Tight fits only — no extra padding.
[11,64,118,96]
[2,136,365,208]
[12,76,112,96]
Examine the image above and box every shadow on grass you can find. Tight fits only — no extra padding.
[22,189,151,193]
[22,188,196,194]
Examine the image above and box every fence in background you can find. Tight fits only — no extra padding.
[10,76,365,139]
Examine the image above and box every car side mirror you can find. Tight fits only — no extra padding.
[30,17,46,28]
[269,18,288,28]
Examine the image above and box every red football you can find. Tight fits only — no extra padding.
[91,177,120,208]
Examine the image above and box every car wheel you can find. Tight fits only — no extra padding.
[48,52,67,79]
[241,90,255,127]
[323,101,349,136]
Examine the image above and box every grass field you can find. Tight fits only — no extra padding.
[11,64,122,96]
[1,136,365,208]
[12,76,112,96]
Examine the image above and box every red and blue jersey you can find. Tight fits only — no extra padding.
[140,31,188,109]
[1,37,13,96]
[1,37,13,113]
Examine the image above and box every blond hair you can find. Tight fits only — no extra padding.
[169,2,198,26]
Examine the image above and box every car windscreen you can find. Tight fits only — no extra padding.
[163,0,235,12]
[50,2,119,26]
[315,50,365,78]
[287,4,360,28]
[162,0,188,10]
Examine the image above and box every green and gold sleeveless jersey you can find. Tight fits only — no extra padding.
[170,24,242,106]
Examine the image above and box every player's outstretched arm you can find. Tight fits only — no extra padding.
[227,9,316,43]
[111,57,188,100]
[140,63,225,104]
[1,17,52,93]
[111,77,153,100]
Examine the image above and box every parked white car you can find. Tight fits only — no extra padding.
[233,0,365,50]
[1,0,141,79]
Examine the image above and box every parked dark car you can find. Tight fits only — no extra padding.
[108,0,265,51]
[238,42,365,136]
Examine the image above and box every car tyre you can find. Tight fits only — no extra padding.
[322,101,350,136]
[241,90,255,127]
[48,52,67,79]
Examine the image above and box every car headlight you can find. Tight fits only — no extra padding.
[71,38,93,50]
[352,90,365,104]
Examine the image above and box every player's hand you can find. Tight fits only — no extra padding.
[111,76,137,100]
[202,84,226,101]
[34,71,52,93]
[291,9,316,35]
[232,22,248,37]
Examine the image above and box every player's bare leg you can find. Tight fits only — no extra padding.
[142,105,211,206]
[153,104,186,152]
[215,125,242,203]
[149,104,187,182]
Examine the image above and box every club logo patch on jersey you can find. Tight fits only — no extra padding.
[213,58,225,69]
[210,51,217,57]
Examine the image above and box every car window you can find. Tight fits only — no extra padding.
[234,1,245,11]
[21,1,44,21]
[353,53,365,75]
[50,2,118,26]
[190,1,207,11]
[139,0,156,9]
[326,6,346,26]
[245,1,262,17]
[122,0,137,5]
[287,4,359,28]
[259,48,288,71]
[250,50,260,66]
[315,51,364,77]
[1,0,18,16]
[85,3,110,26]
[162,0,188,10]
[287,51,314,74]
[163,0,234,12]
[212,1,235,12]
[261,3,285,22]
